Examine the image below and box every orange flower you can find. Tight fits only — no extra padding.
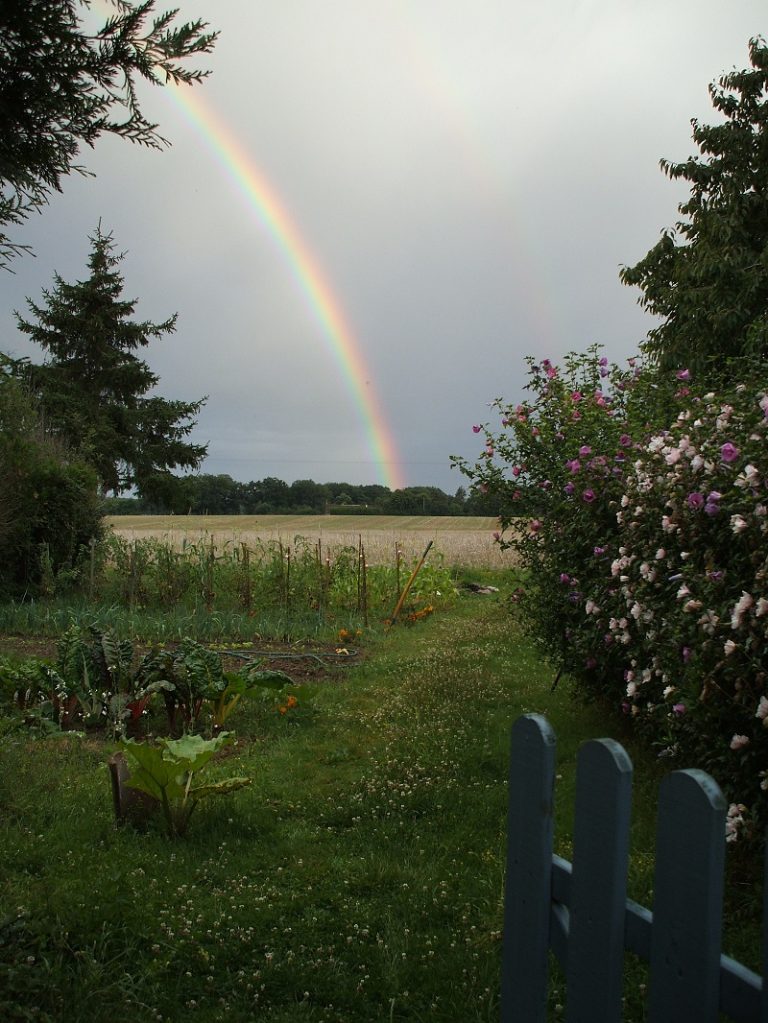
[286,695,298,709]
[278,705,287,715]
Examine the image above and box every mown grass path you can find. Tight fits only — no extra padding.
[0,592,760,1022]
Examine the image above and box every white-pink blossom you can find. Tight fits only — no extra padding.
[730,591,754,629]
[725,803,747,843]
[730,515,748,534]
[755,696,768,720]
[724,639,737,656]
[730,734,750,750]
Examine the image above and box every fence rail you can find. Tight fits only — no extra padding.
[501,714,767,1022]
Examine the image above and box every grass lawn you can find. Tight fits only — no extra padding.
[0,586,761,1022]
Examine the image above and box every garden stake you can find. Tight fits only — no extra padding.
[387,540,433,629]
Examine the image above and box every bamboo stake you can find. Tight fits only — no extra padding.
[387,540,433,629]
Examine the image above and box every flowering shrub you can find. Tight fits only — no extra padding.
[454,350,768,841]
[453,347,663,682]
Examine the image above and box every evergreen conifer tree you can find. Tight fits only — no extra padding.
[15,225,207,496]
[0,0,217,267]
[620,37,768,375]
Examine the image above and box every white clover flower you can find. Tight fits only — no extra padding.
[676,583,691,600]
[662,686,676,698]
[647,436,666,454]
[655,548,666,560]
[755,696,768,720]
[724,639,737,656]
[730,734,750,751]
[626,681,637,697]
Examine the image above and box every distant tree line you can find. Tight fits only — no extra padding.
[103,475,507,517]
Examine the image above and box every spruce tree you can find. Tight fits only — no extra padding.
[620,37,768,375]
[15,225,207,496]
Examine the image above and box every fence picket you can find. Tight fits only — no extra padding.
[501,714,556,1023]
[646,769,727,1023]
[565,739,633,1023]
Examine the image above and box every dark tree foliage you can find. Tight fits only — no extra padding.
[0,361,102,596]
[15,225,207,496]
[620,37,768,375]
[0,0,217,267]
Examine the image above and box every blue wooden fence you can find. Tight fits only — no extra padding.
[501,714,767,1022]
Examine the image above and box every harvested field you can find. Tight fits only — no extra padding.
[106,514,513,569]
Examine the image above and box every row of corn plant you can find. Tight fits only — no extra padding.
[0,534,456,641]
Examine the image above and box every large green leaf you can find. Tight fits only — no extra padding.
[119,739,186,800]
[189,776,252,801]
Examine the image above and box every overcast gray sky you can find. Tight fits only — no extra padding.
[2,0,766,492]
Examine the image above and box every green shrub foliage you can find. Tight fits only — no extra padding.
[0,366,101,596]
[455,349,768,842]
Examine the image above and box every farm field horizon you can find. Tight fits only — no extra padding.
[107,514,509,569]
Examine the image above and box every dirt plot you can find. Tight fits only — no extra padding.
[106,514,512,570]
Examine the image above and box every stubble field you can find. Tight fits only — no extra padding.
[107,514,510,570]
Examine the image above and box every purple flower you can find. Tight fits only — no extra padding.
[619,434,632,447]
[593,546,606,556]
[472,424,482,433]
[579,445,592,457]
[566,459,581,474]
[530,519,542,533]
[687,492,704,510]
[676,368,691,381]
[598,356,608,367]
[681,646,691,663]
[721,442,740,463]
[582,489,595,503]
[672,703,686,716]
[704,490,722,516]
[564,482,575,496]
[707,570,724,582]
[559,573,571,584]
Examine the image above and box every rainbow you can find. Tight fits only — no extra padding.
[159,83,405,491]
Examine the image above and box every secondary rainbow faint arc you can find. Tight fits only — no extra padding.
[162,84,405,492]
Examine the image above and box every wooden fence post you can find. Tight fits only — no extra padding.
[501,714,557,1023]
[566,738,633,1023]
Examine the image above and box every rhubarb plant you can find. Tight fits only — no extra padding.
[118,732,251,838]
